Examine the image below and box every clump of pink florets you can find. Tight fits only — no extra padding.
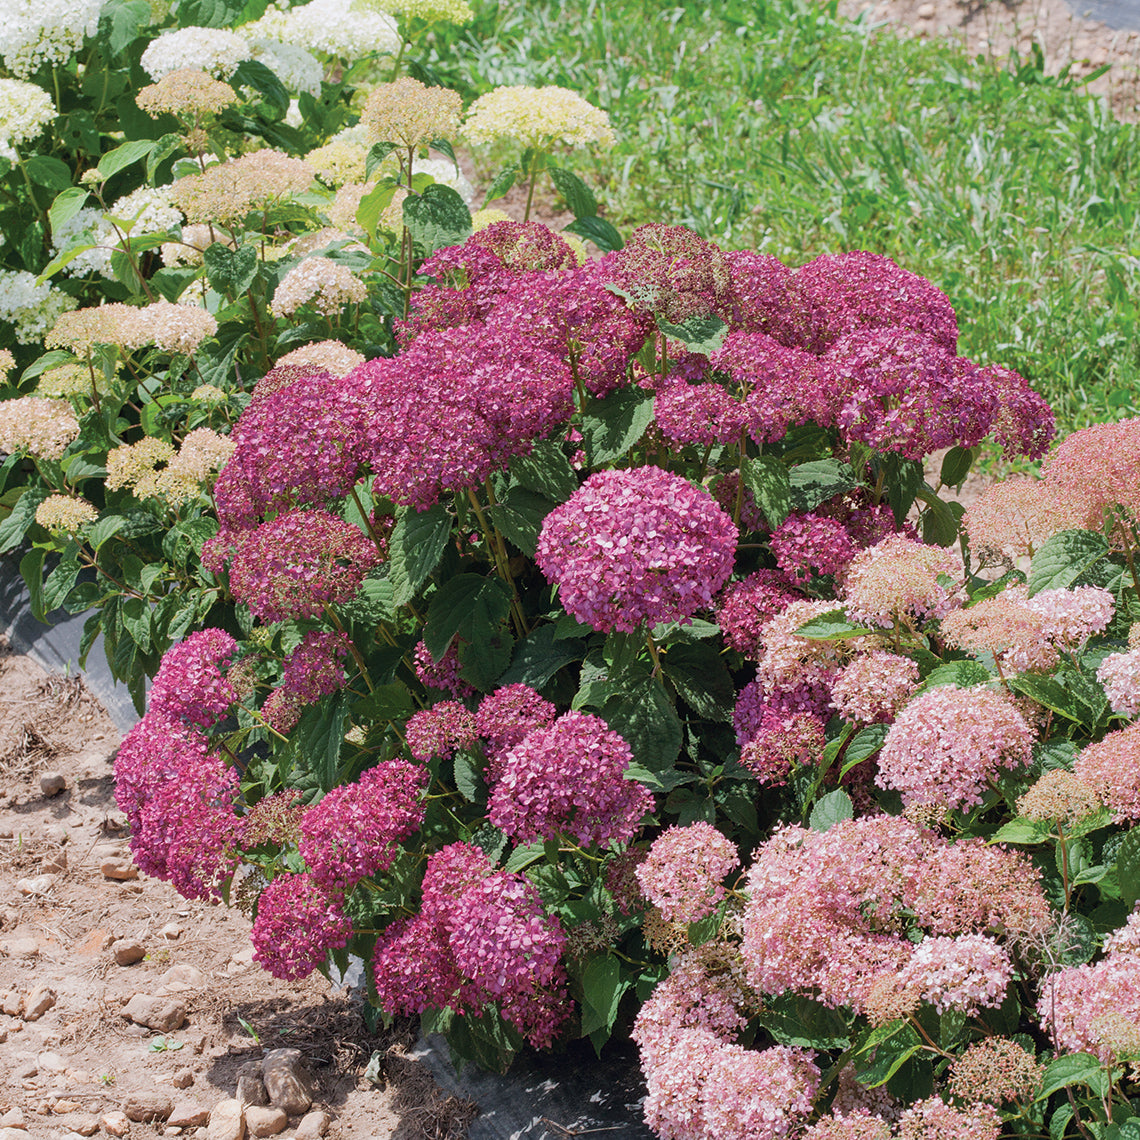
[536,466,737,633]
[636,822,739,923]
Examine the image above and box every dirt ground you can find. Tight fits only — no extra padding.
[0,645,478,1140]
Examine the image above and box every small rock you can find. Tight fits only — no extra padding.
[71,1115,100,1136]
[244,1106,286,1138]
[100,860,138,882]
[75,929,114,956]
[2,938,38,960]
[261,1050,316,1115]
[23,985,57,1021]
[101,1110,131,1137]
[160,923,182,941]
[188,1033,208,1055]
[123,1093,174,1123]
[103,811,129,832]
[158,965,205,993]
[0,1027,7,1044]
[52,1098,83,1113]
[1,989,23,1016]
[0,1130,31,1140]
[38,1050,67,1072]
[168,1103,209,1128]
[15,875,56,897]
[39,771,66,796]
[916,2,935,16]
[121,995,187,1033]
[12,1060,36,1080]
[207,1098,245,1140]
[0,1107,24,1127]
[111,940,146,967]
[235,1063,267,1107]
[172,1069,194,1090]
[295,1110,330,1140]
[40,849,68,874]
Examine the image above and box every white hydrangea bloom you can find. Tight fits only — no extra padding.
[0,0,104,77]
[254,0,401,59]
[109,185,184,236]
[245,37,323,95]
[411,156,474,204]
[330,122,370,148]
[0,78,57,149]
[141,26,252,80]
[0,270,78,344]
[51,206,114,278]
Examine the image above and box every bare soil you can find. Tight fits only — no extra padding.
[0,644,475,1140]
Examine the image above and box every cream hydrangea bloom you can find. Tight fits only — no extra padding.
[0,0,103,77]
[36,494,99,532]
[464,85,615,150]
[0,78,56,149]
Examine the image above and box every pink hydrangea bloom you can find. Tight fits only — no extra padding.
[734,670,834,750]
[715,570,801,657]
[700,1044,821,1140]
[298,758,428,890]
[752,598,849,690]
[843,535,963,629]
[114,713,244,901]
[790,251,960,355]
[654,378,747,447]
[877,684,1034,811]
[250,871,352,981]
[635,822,739,923]
[769,511,857,583]
[1021,585,1114,647]
[413,639,475,699]
[740,711,827,786]
[148,629,237,729]
[963,477,1087,564]
[802,1110,892,1140]
[831,651,920,724]
[1042,416,1140,528]
[710,470,769,533]
[641,1027,722,1140]
[405,701,478,762]
[895,1097,1000,1140]
[720,249,798,343]
[213,363,366,529]
[898,934,1012,1014]
[370,912,468,1014]
[352,323,574,511]
[1074,723,1140,823]
[221,509,379,622]
[475,683,557,779]
[488,711,652,848]
[263,630,351,733]
[1041,953,1140,1065]
[1097,647,1140,718]
[827,327,998,460]
[536,467,737,633]
[979,364,1056,461]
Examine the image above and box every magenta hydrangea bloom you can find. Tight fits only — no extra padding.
[536,467,737,633]
[636,822,739,923]
[790,250,960,355]
[372,843,571,1049]
[114,713,244,901]
[716,570,801,657]
[350,323,574,511]
[263,630,351,733]
[222,509,380,623]
[413,639,475,699]
[298,758,428,890]
[250,871,353,981]
[720,249,799,344]
[980,364,1056,461]
[484,264,654,398]
[405,701,478,762]
[654,378,747,447]
[488,711,652,848]
[213,364,366,530]
[475,683,557,780]
[711,331,832,443]
[148,629,237,729]
[827,327,998,460]
[769,512,857,583]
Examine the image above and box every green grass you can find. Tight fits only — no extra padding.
[427,0,1140,441]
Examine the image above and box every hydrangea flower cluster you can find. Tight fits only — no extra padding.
[141,26,252,79]
[843,535,963,629]
[474,683,556,776]
[250,871,353,981]
[413,640,475,698]
[896,933,1013,1015]
[830,651,920,724]
[298,759,427,890]
[405,700,478,762]
[372,843,570,1048]
[876,684,1034,810]
[1097,646,1140,717]
[262,631,351,733]
[464,85,615,150]
[1073,722,1140,823]
[635,822,739,923]
[536,467,737,633]
[0,0,103,77]
[147,629,238,729]
[488,711,652,847]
